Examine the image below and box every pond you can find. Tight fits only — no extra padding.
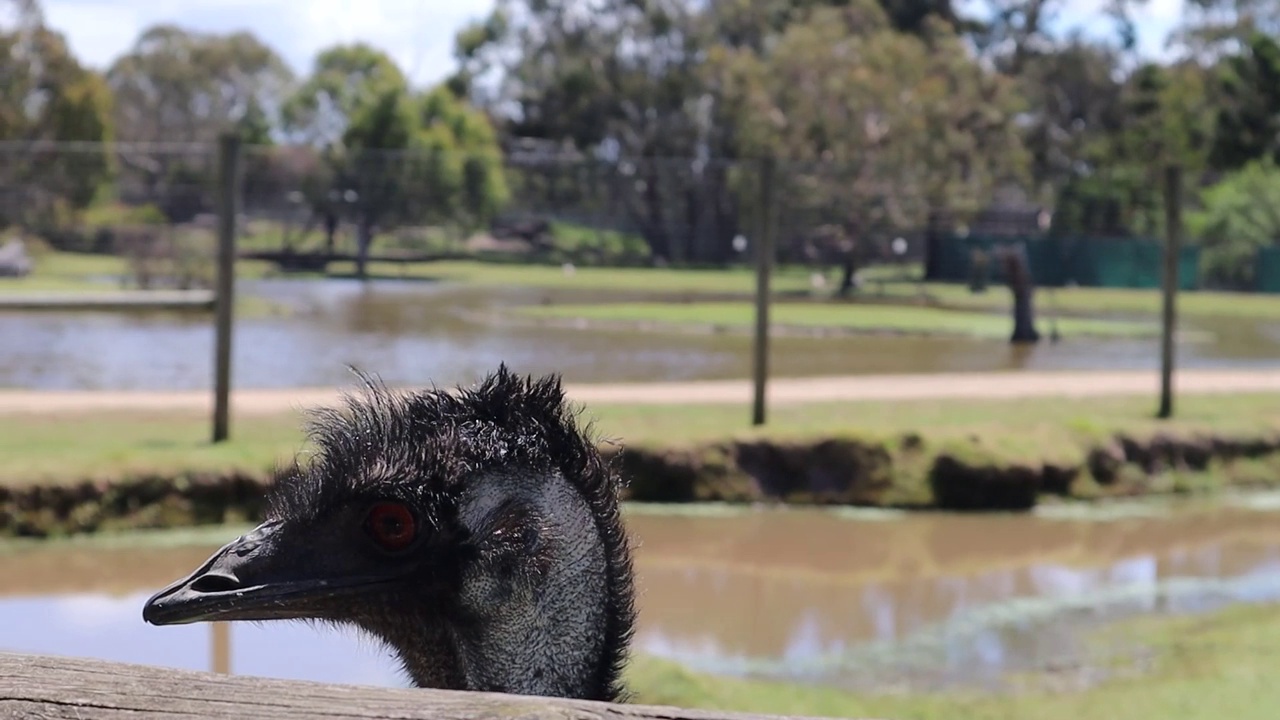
[2,277,1279,391]
[4,498,1280,693]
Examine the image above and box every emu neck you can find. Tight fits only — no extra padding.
[449,469,611,699]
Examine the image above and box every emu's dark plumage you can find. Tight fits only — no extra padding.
[143,365,636,702]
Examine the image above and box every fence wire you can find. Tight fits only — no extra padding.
[4,140,1278,292]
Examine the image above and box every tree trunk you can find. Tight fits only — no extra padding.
[355,220,373,280]
[923,209,942,281]
[1002,243,1041,344]
[837,254,860,297]
[836,231,860,298]
[324,211,338,255]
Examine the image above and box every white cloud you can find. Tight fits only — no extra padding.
[42,0,497,86]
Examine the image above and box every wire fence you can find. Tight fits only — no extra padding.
[1,139,1276,292]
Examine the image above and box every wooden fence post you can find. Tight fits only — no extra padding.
[1158,163,1182,420]
[213,133,241,443]
[751,157,777,427]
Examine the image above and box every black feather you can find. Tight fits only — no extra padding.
[264,363,636,701]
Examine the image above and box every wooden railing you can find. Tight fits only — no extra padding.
[0,652,872,719]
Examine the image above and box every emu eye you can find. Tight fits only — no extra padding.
[365,502,417,552]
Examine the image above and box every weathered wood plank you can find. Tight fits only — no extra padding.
[0,652,869,720]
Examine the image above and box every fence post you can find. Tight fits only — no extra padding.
[213,132,242,443]
[1158,163,1182,420]
[211,622,231,675]
[751,157,777,427]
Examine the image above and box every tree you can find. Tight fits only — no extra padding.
[999,243,1041,343]
[413,87,510,228]
[971,0,1146,73]
[458,0,754,262]
[107,25,293,144]
[337,85,509,278]
[0,14,114,232]
[1015,39,1125,192]
[283,43,408,147]
[105,24,293,220]
[1174,0,1280,60]
[722,3,1026,293]
[1188,159,1280,288]
[704,0,971,49]
[1209,31,1280,170]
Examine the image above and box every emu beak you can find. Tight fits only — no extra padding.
[142,520,392,626]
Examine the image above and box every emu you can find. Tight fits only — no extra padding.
[142,366,636,702]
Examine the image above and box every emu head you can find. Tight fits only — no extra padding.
[142,366,635,702]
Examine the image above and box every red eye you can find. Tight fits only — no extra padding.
[365,502,417,552]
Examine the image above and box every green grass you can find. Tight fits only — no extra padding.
[875,277,1280,320]
[625,601,1280,719]
[335,259,1280,321]
[547,220,649,257]
[3,251,821,297]
[335,258,827,295]
[0,412,307,485]
[4,393,1279,487]
[0,251,285,319]
[0,251,277,294]
[10,249,1280,324]
[0,251,129,292]
[519,301,1161,339]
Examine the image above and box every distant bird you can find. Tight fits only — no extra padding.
[143,366,636,702]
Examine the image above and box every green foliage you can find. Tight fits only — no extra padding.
[548,221,650,263]
[1188,159,1280,288]
[81,202,167,227]
[235,98,274,146]
[1042,55,1214,239]
[1050,167,1154,238]
[106,24,294,144]
[412,86,511,226]
[720,3,1026,233]
[332,83,510,272]
[283,43,407,146]
[9,0,1280,286]
[1210,31,1280,169]
[0,21,114,228]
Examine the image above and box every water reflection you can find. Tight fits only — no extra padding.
[3,278,1278,390]
[0,592,407,687]
[2,504,1280,691]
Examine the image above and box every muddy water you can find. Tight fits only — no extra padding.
[3,500,1280,691]
[2,278,1278,390]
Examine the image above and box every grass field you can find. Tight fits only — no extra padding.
[520,301,1162,339]
[5,392,1279,486]
[862,275,1280,320]
[0,251,275,293]
[8,251,1280,324]
[626,601,1280,719]
[0,251,129,292]
[335,258,828,295]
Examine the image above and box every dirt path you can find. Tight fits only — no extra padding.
[1,368,1278,417]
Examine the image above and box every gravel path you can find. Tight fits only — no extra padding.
[1,368,1277,416]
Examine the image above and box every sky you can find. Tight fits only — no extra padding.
[38,0,1189,87]
[40,0,496,86]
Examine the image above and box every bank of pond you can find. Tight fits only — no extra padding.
[4,428,1280,538]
